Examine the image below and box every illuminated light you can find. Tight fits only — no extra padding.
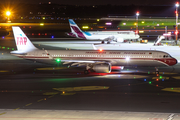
[51,36,54,38]
[62,91,65,94]
[156,85,158,87]
[2,47,5,49]
[126,57,130,61]
[156,74,159,77]
[105,28,107,29]
[144,79,146,81]
[136,11,140,16]
[141,21,145,24]
[91,28,93,30]
[139,31,144,33]
[82,26,89,29]
[156,79,159,81]
[40,23,44,26]
[157,24,159,26]
[29,26,31,28]
[21,17,23,19]
[162,23,164,25]
[12,48,14,50]
[162,79,164,81]
[2,36,4,39]
[123,23,126,25]
[134,77,136,79]
[159,76,162,79]
[45,33,47,35]
[118,28,120,29]
[134,23,137,26]
[7,47,9,50]
[32,33,34,35]
[56,58,61,62]
[6,11,11,16]
[175,31,179,35]
[149,81,152,84]
[38,33,40,36]
[99,49,103,52]
[43,17,45,20]
[154,27,156,29]
[97,19,100,21]
[105,22,112,25]
[163,33,171,36]
[176,2,179,7]
[171,88,173,90]
[135,30,138,34]
[7,21,11,23]
[23,26,25,28]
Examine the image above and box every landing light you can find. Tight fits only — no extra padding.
[99,49,103,52]
[126,57,130,61]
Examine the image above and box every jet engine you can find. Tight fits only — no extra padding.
[116,37,124,42]
[92,63,111,73]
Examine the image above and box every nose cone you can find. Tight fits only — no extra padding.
[136,34,140,38]
[170,58,178,66]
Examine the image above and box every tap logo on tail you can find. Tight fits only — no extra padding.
[16,37,27,45]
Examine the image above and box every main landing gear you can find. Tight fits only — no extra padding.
[155,67,159,75]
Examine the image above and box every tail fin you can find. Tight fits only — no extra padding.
[68,19,83,33]
[12,26,37,53]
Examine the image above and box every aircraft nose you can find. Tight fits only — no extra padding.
[171,58,178,66]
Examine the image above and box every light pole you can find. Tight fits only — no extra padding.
[136,11,139,34]
[175,2,179,45]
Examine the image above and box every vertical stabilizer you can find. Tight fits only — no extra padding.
[68,19,83,33]
[12,26,37,52]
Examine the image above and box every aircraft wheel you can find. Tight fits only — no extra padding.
[101,41,105,44]
[84,70,89,74]
[107,41,110,44]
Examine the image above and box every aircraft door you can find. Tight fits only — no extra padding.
[69,53,73,59]
[153,52,158,58]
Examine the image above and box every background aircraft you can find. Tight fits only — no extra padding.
[11,27,177,74]
[67,19,140,44]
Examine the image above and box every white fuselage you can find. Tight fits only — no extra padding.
[84,31,140,40]
[13,50,177,67]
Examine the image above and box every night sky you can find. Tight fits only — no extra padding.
[2,0,179,5]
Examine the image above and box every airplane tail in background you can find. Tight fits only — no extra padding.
[11,26,37,54]
[68,19,90,39]
[68,19,83,33]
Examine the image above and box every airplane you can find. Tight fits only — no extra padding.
[11,26,177,74]
[66,19,140,44]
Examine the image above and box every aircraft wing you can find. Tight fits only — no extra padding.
[62,60,110,67]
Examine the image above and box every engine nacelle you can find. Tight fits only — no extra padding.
[116,37,124,42]
[92,63,111,73]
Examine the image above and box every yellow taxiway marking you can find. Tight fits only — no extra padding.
[152,77,169,80]
[53,86,109,92]
[172,76,180,79]
[61,92,76,95]
[43,92,59,95]
[36,67,68,70]
[13,107,20,111]
[25,103,32,106]
[37,99,44,102]
[152,72,178,75]
[162,88,180,93]
[0,70,9,73]
[0,112,6,115]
